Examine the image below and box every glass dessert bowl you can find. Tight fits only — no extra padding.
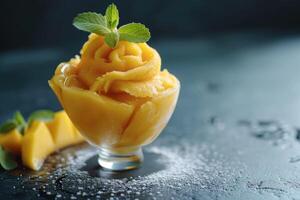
[49,34,180,170]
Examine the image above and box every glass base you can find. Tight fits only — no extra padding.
[98,147,143,171]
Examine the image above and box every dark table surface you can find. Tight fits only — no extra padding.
[1,32,300,200]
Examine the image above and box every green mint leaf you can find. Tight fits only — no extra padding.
[14,111,26,126]
[119,23,151,43]
[28,110,54,126]
[73,4,152,47]
[14,111,27,135]
[0,120,17,134]
[0,146,17,170]
[105,3,119,29]
[111,20,118,29]
[105,31,119,48]
[73,12,110,35]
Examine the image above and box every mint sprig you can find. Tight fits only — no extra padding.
[73,3,151,48]
[27,110,54,126]
[73,12,110,36]
[14,111,27,134]
[104,31,119,48]
[0,111,26,134]
[0,110,55,135]
[0,145,17,170]
[119,23,151,43]
[0,120,17,134]
[105,3,119,29]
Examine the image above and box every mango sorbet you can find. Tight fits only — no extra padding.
[49,34,180,154]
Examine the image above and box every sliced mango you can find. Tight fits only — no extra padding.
[22,121,55,170]
[46,111,84,149]
[0,129,22,155]
[21,111,85,170]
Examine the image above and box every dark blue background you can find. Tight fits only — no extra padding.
[2,0,300,51]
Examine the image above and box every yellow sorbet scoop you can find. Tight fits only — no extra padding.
[49,34,180,170]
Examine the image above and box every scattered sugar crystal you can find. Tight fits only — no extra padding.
[21,140,242,199]
[82,192,87,196]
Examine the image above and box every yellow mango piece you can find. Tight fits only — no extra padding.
[46,111,84,149]
[0,129,22,155]
[22,121,55,171]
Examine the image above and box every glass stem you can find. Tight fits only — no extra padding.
[98,147,143,171]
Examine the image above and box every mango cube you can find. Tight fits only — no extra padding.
[0,129,22,155]
[46,111,84,149]
[22,121,55,170]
